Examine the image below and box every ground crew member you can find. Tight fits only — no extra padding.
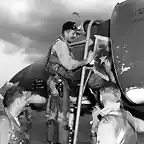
[45,21,94,144]
[0,84,46,144]
[91,82,143,144]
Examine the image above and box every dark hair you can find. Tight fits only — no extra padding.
[3,86,25,108]
[62,21,77,34]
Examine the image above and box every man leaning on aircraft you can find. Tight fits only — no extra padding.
[46,21,94,123]
[91,82,144,144]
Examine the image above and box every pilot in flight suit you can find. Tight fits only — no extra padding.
[46,21,94,122]
[45,21,94,144]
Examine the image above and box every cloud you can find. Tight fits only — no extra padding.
[0,30,49,64]
[0,0,126,65]
[23,53,45,63]
[0,0,126,87]
[2,41,20,54]
[0,29,49,55]
[0,40,31,87]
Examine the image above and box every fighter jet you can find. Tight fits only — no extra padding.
[7,0,144,119]
[2,0,144,143]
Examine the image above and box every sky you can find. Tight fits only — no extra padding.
[0,0,125,87]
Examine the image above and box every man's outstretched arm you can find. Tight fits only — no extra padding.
[54,41,93,70]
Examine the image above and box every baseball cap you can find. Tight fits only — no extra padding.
[62,21,80,32]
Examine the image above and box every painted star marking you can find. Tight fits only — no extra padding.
[99,55,107,64]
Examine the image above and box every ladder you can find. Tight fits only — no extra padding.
[72,20,109,144]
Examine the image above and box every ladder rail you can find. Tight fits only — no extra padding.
[73,24,110,144]
[70,40,86,47]
[73,20,95,144]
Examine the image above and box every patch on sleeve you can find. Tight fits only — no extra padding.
[100,115,114,124]
[101,118,109,123]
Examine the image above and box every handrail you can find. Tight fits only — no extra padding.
[69,40,86,47]
[73,20,96,144]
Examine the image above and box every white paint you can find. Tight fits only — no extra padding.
[120,66,131,74]
[126,88,144,104]
[120,63,131,74]
[116,46,120,49]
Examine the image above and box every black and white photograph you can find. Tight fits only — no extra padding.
[0,0,144,144]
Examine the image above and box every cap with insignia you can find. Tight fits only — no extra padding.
[62,21,80,33]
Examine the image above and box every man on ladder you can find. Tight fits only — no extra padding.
[45,21,94,144]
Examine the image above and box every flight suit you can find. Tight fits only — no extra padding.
[46,35,80,118]
[0,109,30,144]
[46,35,79,78]
[45,35,84,144]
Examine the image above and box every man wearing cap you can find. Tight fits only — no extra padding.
[91,82,144,144]
[46,21,93,121]
[0,86,32,144]
[0,82,19,111]
[0,84,47,144]
[45,21,94,144]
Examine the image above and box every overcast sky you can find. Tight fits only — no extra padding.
[0,0,125,87]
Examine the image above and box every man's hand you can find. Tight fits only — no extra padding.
[28,94,46,104]
[86,51,94,64]
[102,58,116,83]
[103,59,111,73]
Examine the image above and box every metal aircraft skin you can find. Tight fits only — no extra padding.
[111,0,144,118]
[111,0,144,92]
